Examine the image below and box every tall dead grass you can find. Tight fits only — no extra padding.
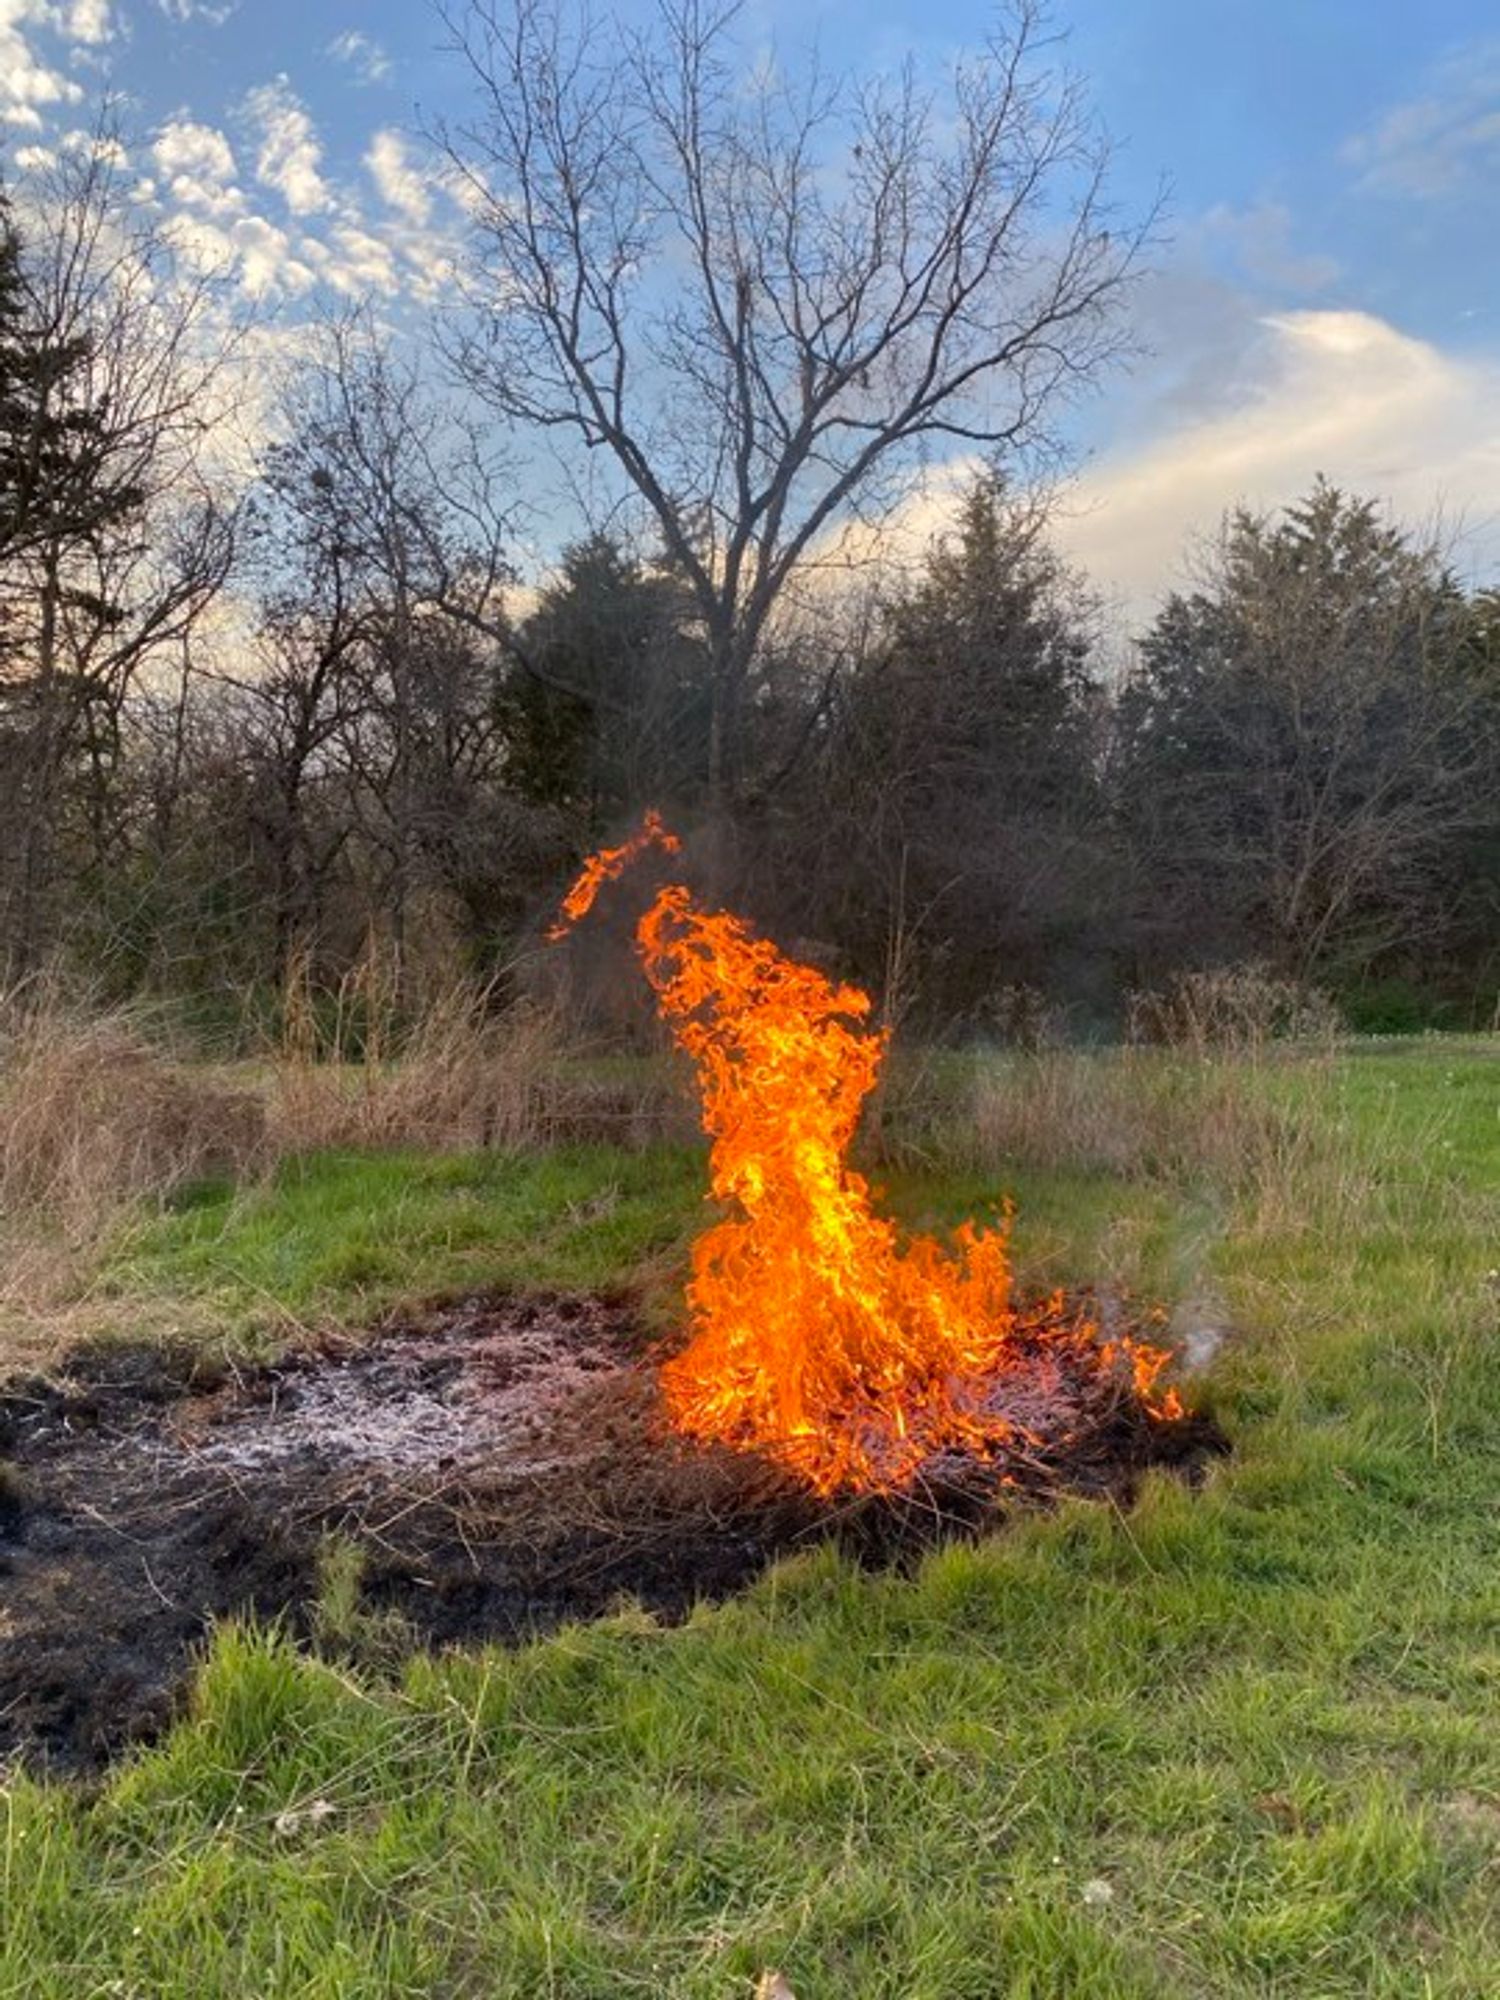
[961,1047,1337,1203]
[0,966,695,1364]
[267,945,694,1155]
[0,993,266,1231]
[950,966,1377,1236]
[0,962,692,1251]
[267,993,694,1155]
[0,990,269,1353]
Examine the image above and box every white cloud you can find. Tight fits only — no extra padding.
[321,222,399,295]
[152,116,244,214]
[151,115,324,301]
[230,213,315,298]
[1055,311,1500,630]
[393,228,457,304]
[168,172,244,216]
[0,0,85,129]
[1343,38,1500,197]
[365,129,430,225]
[60,126,127,164]
[328,29,391,86]
[11,30,464,313]
[64,0,113,43]
[161,203,317,298]
[161,207,234,275]
[242,76,332,215]
[154,117,234,182]
[820,311,1500,639]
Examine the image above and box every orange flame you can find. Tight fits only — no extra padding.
[546,808,681,940]
[553,813,1182,1495]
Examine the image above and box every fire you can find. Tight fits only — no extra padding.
[546,808,680,940]
[553,815,1183,1495]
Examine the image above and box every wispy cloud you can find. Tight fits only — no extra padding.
[327,29,391,86]
[1194,202,1342,294]
[1342,37,1500,197]
[8,23,471,313]
[365,129,430,225]
[842,310,1500,635]
[64,0,114,43]
[1058,311,1500,626]
[241,75,332,215]
[155,0,238,23]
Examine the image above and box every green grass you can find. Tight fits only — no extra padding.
[96,1144,708,1352]
[2,1044,1498,1997]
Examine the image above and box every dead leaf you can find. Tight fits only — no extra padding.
[1253,1792,1304,1833]
[755,1975,798,2000]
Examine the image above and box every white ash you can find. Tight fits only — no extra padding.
[180,1324,633,1477]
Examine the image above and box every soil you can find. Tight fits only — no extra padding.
[0,1289,1227,1776]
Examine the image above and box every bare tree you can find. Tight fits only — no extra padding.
[443,0,1144,801]
[238,316,535,985]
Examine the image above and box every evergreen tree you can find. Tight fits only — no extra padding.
[0,190,142,577]
[803,477,1110,1021]
[1118,480,1485,992]
[0,162,232,976]
[508,534,709,820]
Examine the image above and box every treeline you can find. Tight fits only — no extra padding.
[1,59,1496,1039]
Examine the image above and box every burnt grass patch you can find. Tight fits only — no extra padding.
[0,1289,1227,1775]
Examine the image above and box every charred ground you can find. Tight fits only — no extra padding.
[0,1288,1224,1775]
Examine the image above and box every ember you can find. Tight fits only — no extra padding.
[553,815,1185,1496]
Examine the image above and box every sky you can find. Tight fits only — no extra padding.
[3,0,1498,628]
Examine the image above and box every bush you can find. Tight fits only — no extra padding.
[1336,978,1463,1036]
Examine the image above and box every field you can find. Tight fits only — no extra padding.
[1,1041,1497,1998]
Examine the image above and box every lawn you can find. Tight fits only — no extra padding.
[1,1043,1497,1998]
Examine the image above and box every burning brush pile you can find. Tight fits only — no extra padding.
[0,815,1220,1772]
[552,811,1188,1500]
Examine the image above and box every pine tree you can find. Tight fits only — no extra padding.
[808,476,1110,1019]
[0,186,151,969]
[0,190,141,576]
[508,535,709,819]
[1118,479,1485,987]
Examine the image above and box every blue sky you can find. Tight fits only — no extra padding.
[3,0,1498,620]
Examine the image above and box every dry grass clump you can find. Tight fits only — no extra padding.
[962,1046,1330,1197]
[0,992,266,1230]
[945,967,1358,1224]
[266,946,695,1157]
[268,993,693,1155]
[0,990,268,1356]
[1125,963,1342,1054]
